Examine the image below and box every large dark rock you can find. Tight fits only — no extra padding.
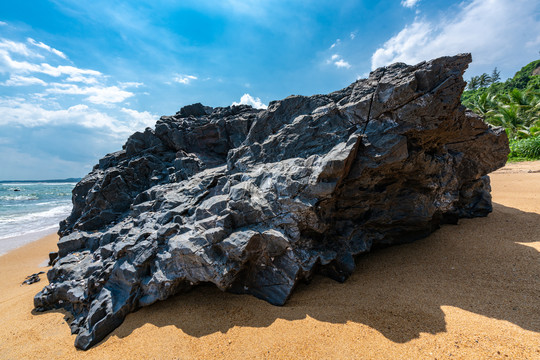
[35,54,509,350]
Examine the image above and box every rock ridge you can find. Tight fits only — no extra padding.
[35,54,509,350]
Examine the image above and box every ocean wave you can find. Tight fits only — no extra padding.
[0,204,72,222]
[1,182,78,186]
[38,193,72,197]
[0,195,39,201]
[0,204,73,239]
[0,181,75,242]
[0,224,60,242]
[33,200,71,206]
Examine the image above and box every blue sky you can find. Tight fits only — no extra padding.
[0,0,539,180]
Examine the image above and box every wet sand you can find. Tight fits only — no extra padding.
[1,161,539,359]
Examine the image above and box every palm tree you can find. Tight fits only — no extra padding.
[485,89,540,139]
[491,104,529,139]
[464,76,540,140]
[467,76,480,90]
[469,91,498,122]
[490,67,501,84]
[499,89,540,128]
[478,73,491,88]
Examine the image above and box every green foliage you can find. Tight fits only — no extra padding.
[509,136,540,160]
[504,60,540,90]
[463,60,539,96]
[462,60,540,150]
[465,67,506,91]
[490,67,501,84]
[467,76,480,90]
[526,75,540,90]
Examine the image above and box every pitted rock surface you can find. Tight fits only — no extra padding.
[35,54,509,350]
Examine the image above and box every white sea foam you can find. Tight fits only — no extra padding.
[1,182,78,186]
[0,181,76,256]
[0,204,72,240]
[0,195,40,201]
[0,227,60,257]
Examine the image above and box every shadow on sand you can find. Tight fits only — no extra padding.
[40,203,540,347]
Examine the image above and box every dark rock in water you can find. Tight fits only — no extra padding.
[34,54,509,350]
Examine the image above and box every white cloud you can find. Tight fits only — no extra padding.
[371,0,540,76]
[174,74,197,85]
[350,32,356,40]
[0,39,42,58]
[401,0,420,8]
[0,21,7,26]
[0,98,153,137]
[371,21,431,69]
[328,54,352,69]
[120,108,158,129]
[330,39,341,49]
[232,93,267,109]
[2,75,47,86]
[0,49,102,80]
[39,64,102,78]
[119,81,144,89]
[27,38,67,59]
[64,74,100,84]
[0,39,102,84]
[0,51,40,73]
[0,98,113,128]
[86,86,134,104]
[0,33,158,180]
[46,83,134,104]
[335,59,352,69]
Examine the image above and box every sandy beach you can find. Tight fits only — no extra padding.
[0,161,539,359]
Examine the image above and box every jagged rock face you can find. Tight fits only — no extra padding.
[35,54,509,350]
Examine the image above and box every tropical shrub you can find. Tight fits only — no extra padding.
[462,60,540,147]
[509,136,540,160]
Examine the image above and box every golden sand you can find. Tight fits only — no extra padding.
[1,161,539,359]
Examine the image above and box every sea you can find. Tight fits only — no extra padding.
[0,180,77,256]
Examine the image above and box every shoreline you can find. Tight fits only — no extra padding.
[0,180,74,257]
[0,227,59,258]
[0,161,539,359]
